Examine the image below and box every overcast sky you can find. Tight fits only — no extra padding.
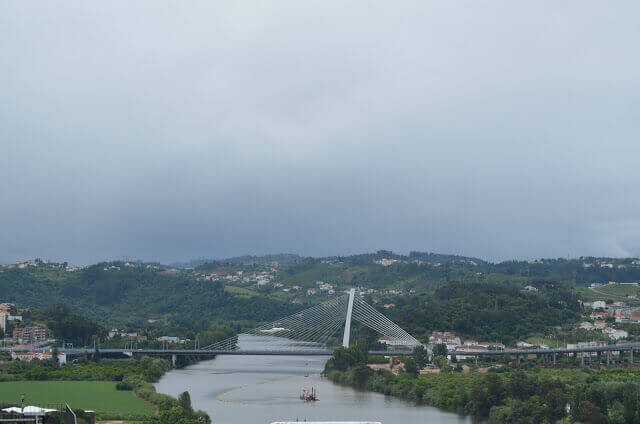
[1,1,639,264]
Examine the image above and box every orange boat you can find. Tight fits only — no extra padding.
[300,387,318,401]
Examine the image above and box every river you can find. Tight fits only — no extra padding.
[155,345,473,424]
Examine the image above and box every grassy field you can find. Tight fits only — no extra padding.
[574,286,626,302]
[223,285,260,297]
[596,283,639,296]
[0,381,153,415]
[524,336,565,348]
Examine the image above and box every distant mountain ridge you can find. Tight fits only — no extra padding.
[2,251,640,334]
[171,253,306,268]
[179,250,486,269]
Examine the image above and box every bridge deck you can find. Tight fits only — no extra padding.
[4,343,640,357]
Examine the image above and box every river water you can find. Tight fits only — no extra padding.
[155,341,473,424]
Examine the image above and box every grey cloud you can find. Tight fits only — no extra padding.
[1,1,639,264]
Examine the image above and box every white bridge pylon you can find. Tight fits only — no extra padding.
[202,289,421,352]
[342,288,356,347]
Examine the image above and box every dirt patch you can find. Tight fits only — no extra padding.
[419,367,440,374]
[368,363,403,374]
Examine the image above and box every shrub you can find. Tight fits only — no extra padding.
[115,381,133,390]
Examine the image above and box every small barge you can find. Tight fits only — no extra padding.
[300,387,318,401]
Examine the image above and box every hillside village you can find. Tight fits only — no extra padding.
[3,253,640,354]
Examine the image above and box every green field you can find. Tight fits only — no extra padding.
[524,336,565,348]
[0,381,153,415]
[596,283,639,296]
[574,286,628,302]
[223,285,260,297]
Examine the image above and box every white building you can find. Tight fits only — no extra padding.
[429,331,461,347]
[453,346,481,360]
[580,322,596,331]
[603,328,628,340]
[378,336,414,347]
[11,352,51,362]
[593,320,607,329]
[374,258,401,266]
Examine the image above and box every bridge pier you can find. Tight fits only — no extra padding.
[516,354,520,367]
[553,352,556,366]
[607,351,611,365]
[631,349,634,364]
[172,354,177,367]
[597,351,602,364]
[581,354,584,367]
[474,355,478,365]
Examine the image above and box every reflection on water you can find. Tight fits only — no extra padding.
[155,336,473,424]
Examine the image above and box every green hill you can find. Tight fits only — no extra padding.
[0,262,298,331]
[2,252,639,341]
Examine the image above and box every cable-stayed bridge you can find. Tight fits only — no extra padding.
[6,289,640,366]
[1,289,421,361]
[201,289,421,355]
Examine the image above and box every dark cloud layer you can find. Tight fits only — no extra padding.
[1,1,639,264]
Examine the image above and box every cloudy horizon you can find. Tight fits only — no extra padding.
[2,1,639,265]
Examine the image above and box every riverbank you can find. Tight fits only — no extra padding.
[324,346,640,423]
[0,355,210,423]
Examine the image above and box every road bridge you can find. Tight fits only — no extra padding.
[5,290,637,366]
[452,342,640,357]
[1,290,420,362]
[451,342,640,366]
[0,347,414,357]
[4,343,638,359]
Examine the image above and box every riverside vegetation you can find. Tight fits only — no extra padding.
[0,354,210,424]
[5,252,640,422]
[324,345,640,424]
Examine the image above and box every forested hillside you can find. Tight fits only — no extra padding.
[0,263,298,331]
[376,281,583,345]
[2,251,639,339]
[197,251,640,293]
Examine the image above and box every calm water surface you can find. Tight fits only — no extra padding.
[155,353,473,424]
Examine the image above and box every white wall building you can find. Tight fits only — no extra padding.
[603,328,628,340]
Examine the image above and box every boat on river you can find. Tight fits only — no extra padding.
[300,387,318,401]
